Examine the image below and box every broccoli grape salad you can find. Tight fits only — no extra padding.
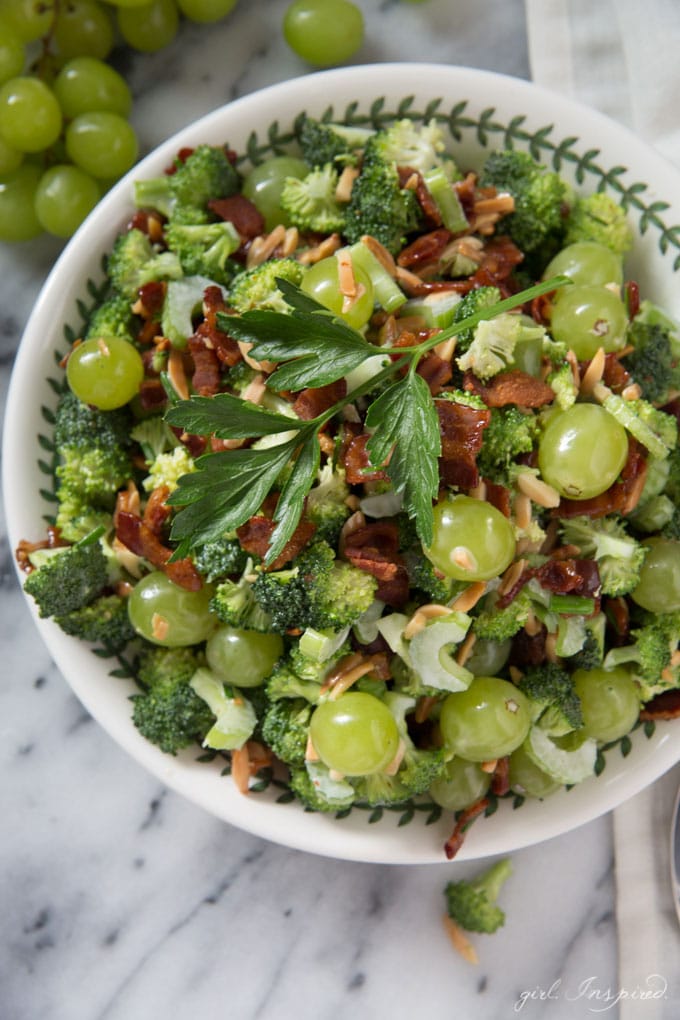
[16,115,680,859]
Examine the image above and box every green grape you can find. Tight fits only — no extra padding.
[242,155,309,231]
[34,164,101,238]
[54,57,132,118]
[301,255,374,330]
[439,676,531,761]
[0,133,23,175]
[66,334,144,409]
[0,161,41,241]
[0,26,25,85]
[544,241,624,289]
[1,0,54,42]
[283,0,364,66]
[424,494,516,582]
[508,744,561,799]
[429,756,491,811]
[177,0,238,21]
[128,571,215,647]
[538,403,628,501]
[631,537,680,612]
[0,76,62,153]
[465,637,512,677]
[205,625,284,687]
[549,284,628,360]
[65,111,138,179]
[573,666,640,743]
[116,0,180,52]
[309,691,400,776]
[53,0,115,61]
[104,0,155,6]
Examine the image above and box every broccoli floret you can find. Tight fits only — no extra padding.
[472,587,534,642]
[623,318,680,406]
[142,445,195,494]
[56,444,132,509]
[456,313,546,381]
[252,541,378,633]
[131,646,213,754]
[54,592,135,651]
[107,228,183,301]
[546,359,578,410]
[477,406,539,481]
[227,257,306,314]
[305,460,351,544]
[451,286,502,352]
[567,615,605,672]
[280,164,347,233]
[367,118,453,177]
[130,416,179,464]
[164,220,241,285]
[288,761,356,812]
[261,697,313,766]
[516,662,583,735]
[479,149,568,255]
[134,144,241,224]
[564,192,633,255]
[296,115,371,168]
[85,293,138,342]
[605,612,680,701]
[343,146,421,255]
[402,549,456,604]
[265,659,325,704]
[193,535,249,583]
[210,568,273,633]
[23,538,110,619]
[598,388,677,460]
[560,516,647,598]
[54,495,112,545]
[445,858,513,934]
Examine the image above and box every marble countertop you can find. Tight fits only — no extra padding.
[1,2,678,1017]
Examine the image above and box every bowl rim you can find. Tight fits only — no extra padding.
[5,62,680,863]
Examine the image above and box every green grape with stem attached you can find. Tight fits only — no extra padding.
[205,626,284,687]
[310,692,400,776]
[424,495,516,582]
[65,111,138,179]
[53,0,115,61]
[242,155,309,231]
[177,0,238,22]
[0,76,62,152]
[34,164,101,238]
[66,334,144,409]
[439,676,532,761]
[116,0,180,52]
[283,0,364,66]
[53,57,132,118]
[537,403,629,501]
[0,161,42,241]
[128,571,216,647]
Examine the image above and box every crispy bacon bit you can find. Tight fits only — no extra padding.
[497,557,601,610]
[341,430,390,485]
[15,528,68,572]
[191,285,242,368]
[293,379,347,420]
[115,510,203,590]
[625,280,640,320]
[188,333,221,396]
[556,439,647,519]
[444,796,490,860]
[463,369,556,408]
[135,281,166,318]
[342,521,410,606]
[207,193,265,242]
[485,479,512,518]
[236,515,316,571]
[397,227,452,269]
[416,352,453,395]
[143,484,172,535]
[639,689,680,720]
[436,398,491,490]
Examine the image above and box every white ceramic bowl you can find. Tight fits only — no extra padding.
[5,63,680,864]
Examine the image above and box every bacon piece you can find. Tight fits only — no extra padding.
[555,439,647,519]
[444,796,490,860]
[115,511,202,590]
[625,280,640,320]
[207,193,265,242]
[417,353,453,395]
[188,333,221,396]
[498,558,601,610]
[341,431,390,484]
[236,515,316,571]
[484,479,512,518]
[136,280,166,317]
[509,626,547,668]
[293,379,347,420]
[143,484,172,535]
[192,285,243,368]
[436,398,491,490]
[138,379,168,412]
[397,227,452,269]
[342,521,410,607]
[602,353,632,393]
[640,689,680,720]
[463,369,556,408]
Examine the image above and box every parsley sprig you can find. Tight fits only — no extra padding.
[165,276,567,564]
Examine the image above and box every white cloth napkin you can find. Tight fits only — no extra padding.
[524,1,680,1013]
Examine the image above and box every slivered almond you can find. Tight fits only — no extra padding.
[480,759,498,774]
[297,232,342,265]
[383,739,406,776]
[498,558,527,598]
[151,613,169,642]
[415,695,438,724]
[468,480,487,501]
[282,226,299,257]
[237,339,276,374]
[336,247,357,298]
[336,165,359,202]
[433,336,456,362]
[514,492,533,531]
[305,734,320,762]
[455,630,477,666]
[403,171,419,191]
[231,745,251,795]
[327,661,377,700]
[443,915,479,965]
[246,224,287,268]
[516,471,561,509]
[395,265,427,291]
[524,610,543,637]
[544,632,559,663]
[622,382,642,401]
[241,372,267,405]
[451,582,486,614]
[580,346,606,395]
[338,510,366,554]
[147,213,164,243]
[404,603,453,639]
[450,546,478,573]
[167,347,189,400]
[361,234,397,275]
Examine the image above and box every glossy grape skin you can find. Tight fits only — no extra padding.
[53,0,115,60]
[0,27,25,86]
[429,756,492,811]
[128,572,215,647]
[544,241,624,289]
[66,335,144,409]
[206,625,284,688]
[283,0,364,67]
[0,76,62,153]
[0,133,23,175]
[34,164,101,238]
[573,667,640,743]
[465,637,512,677]
[116,0,180,52]
[549,283,628,360]
[65,111,138,179]
[301,255,375,330]
[0,162,42,241]
[310,692,400,776]
[1,0,54,42]
[177,0,238,21]
[424,495,516,582]
[439,676,532,761]
[538,403,629,501]
[54,57,132,119]
[508,744,561,799]
[631,537,680,612]
[242,155,309,231]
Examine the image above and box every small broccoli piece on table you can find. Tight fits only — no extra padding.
[107,227,183,301]
[131,646,214,755]
[280,164,347,233]
[227,257,305,314]
[623,317,680,406]
[134,144,241,224]
[479,149,568,255]
[343,140,421,255]
[456,313,546,381]
[192,535,249,583]
[560,515,647,598]
[477,406,539,481]
[450,285,502,352]
[296,115,372,168]
[85,293,138,342]
[304,460,351,544]
[55,593,135,651]
[516,662,583,736]
[164,220,241,285]
[445,858,513,934]
[24,539,110,619]
[564,192,633,255]
[261,697,313,766]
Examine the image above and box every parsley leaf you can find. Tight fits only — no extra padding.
[165,392,306,438]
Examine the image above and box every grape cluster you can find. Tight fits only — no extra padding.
[0,0,239,243]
